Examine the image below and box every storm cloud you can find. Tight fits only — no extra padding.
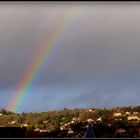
[0,2,140,112]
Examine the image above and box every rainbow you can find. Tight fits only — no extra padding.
[6,6,80,113]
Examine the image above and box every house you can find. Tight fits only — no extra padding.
[133,112,139,115]
[127,115,139,125]
[39,129,48,133]
[87,118,94,123]
[11,121,16,124]
[77,117,81,121]
[127,116,139,121]
[96,117,102,122]
[71,121,74,124]
[67,129,74,134]
[43,121,48,124]
[88,109,93,112]
[130,106,134,109]
[72,117,77,121]
[23,124,28,127]
[86,109,95,113]
[60,126,65,131]
[113,112,122,117]
[115,118,122,121]
[108,123,111,127]
[34,128,40,132]
[64,123,68,126]
[125,112,130,115]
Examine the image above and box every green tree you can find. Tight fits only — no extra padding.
[1,109,7,115]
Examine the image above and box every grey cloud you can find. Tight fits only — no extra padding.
[41,4,140,90]
[0,3,140,111]
[66,88,140,109]
[1,3,140,89]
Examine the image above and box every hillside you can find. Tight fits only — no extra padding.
[0,106,139,138]
[0,106,139,127]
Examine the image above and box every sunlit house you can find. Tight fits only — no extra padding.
[113,112,122,117]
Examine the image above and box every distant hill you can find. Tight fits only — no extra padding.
[0,105,139,128]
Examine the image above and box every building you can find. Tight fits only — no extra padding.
[127,115,139,125]
[72,117,77,121]
[133,112,139,115]
[96,117,102,122]
[39,129,48,133]
[127,116,139,121]
[125,112,130,115]
[67,129,74,134]
[87,118,94,123]
[34,128,40,132]
[113,112,122,117]
[23,124,28,127]
[60,126,65,131]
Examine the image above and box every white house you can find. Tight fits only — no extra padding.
[67,129,74,134]
[108,124,111,127]
[60,126,65,131]
[34,128,40,131]
[11,121,16,124]
[43,121,48,124]
[113,112,122,117]
[71,121,74,124]
[130,106,134,109]
[64,123,68,126]
[72,117,77,121]
[77,117,81,121]
[115,118,122,121]
[127,116,139,121]
[87,118,94,123]
[23,124,28,127]
[40,129,48,133]
[96,117,102,122]
[133,112,138,115]
[125,112,130,115]
[88,109,93,112]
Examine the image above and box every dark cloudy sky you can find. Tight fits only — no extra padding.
[0,2,140,113]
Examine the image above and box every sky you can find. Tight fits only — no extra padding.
[0,2,140,113]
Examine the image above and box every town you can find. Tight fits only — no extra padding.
[0,106,139,138]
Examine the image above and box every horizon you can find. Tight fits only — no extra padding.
[0,2,140,113]
[2,105,140,114]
